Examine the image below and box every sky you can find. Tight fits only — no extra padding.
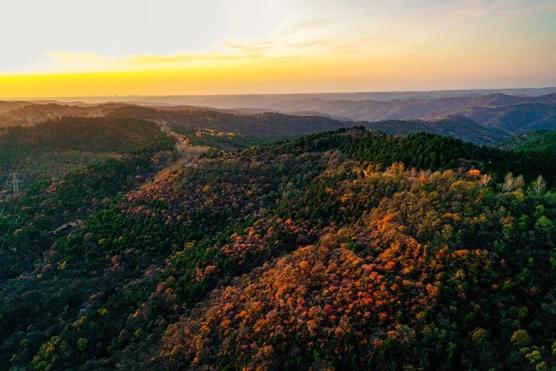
[0,0,555,98]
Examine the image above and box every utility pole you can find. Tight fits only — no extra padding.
[9,173,20,196]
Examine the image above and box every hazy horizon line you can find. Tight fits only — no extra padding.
[3,85,556,102]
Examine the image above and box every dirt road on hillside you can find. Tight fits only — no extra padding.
[154,120,208,164]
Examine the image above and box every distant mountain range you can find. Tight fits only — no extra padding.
[2,88,556,145]
[154,92,556,136]
[36,86,556,104]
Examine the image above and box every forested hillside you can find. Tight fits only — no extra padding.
[0,117,173,185]
[500,130,556,156]
[0,117,174,277]
[1,127,555,370]
[357,116,509,145]
[0,100,517,145]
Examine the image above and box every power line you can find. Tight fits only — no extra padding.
[0,141,24,252]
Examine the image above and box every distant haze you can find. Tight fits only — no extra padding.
[26,87,556,120]
[43,87,556,106]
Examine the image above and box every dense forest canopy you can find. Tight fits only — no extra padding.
[500,130,556,161]
[0,117,174,186]
[0,118,555,370]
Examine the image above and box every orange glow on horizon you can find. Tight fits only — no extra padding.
[1,48,550,98]
[1,0,554,98]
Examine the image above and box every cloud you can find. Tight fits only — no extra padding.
[39,43,297,74]
[128,53,246,65]
[41,50,232,73]
[35,14,350,74]
[276,18,334,36]
[446,0,556,19]
[223,40,274,57]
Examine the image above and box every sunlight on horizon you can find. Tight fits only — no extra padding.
[1,0,555,97]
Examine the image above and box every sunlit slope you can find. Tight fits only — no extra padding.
[1,128,555,370]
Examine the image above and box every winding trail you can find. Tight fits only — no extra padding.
[154,119,209,165]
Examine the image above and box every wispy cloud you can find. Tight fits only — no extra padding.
[224,40,274,57]
[35,15,351,74]
[446,0,556,19]
[128,53,246,65]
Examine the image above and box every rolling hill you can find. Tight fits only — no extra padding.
[458,103,556,134]
[0,101,30,115]
[501,129,556,152]
[105,104,513,145]
[499,130,556,167]
[0,101,510,145]
[107,92,556,136]
[4,91,556,146]
[364,115,510,145]
[1,126,555,370]
[0,116,174,188]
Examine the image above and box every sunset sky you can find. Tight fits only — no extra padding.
[1,0,555,98]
